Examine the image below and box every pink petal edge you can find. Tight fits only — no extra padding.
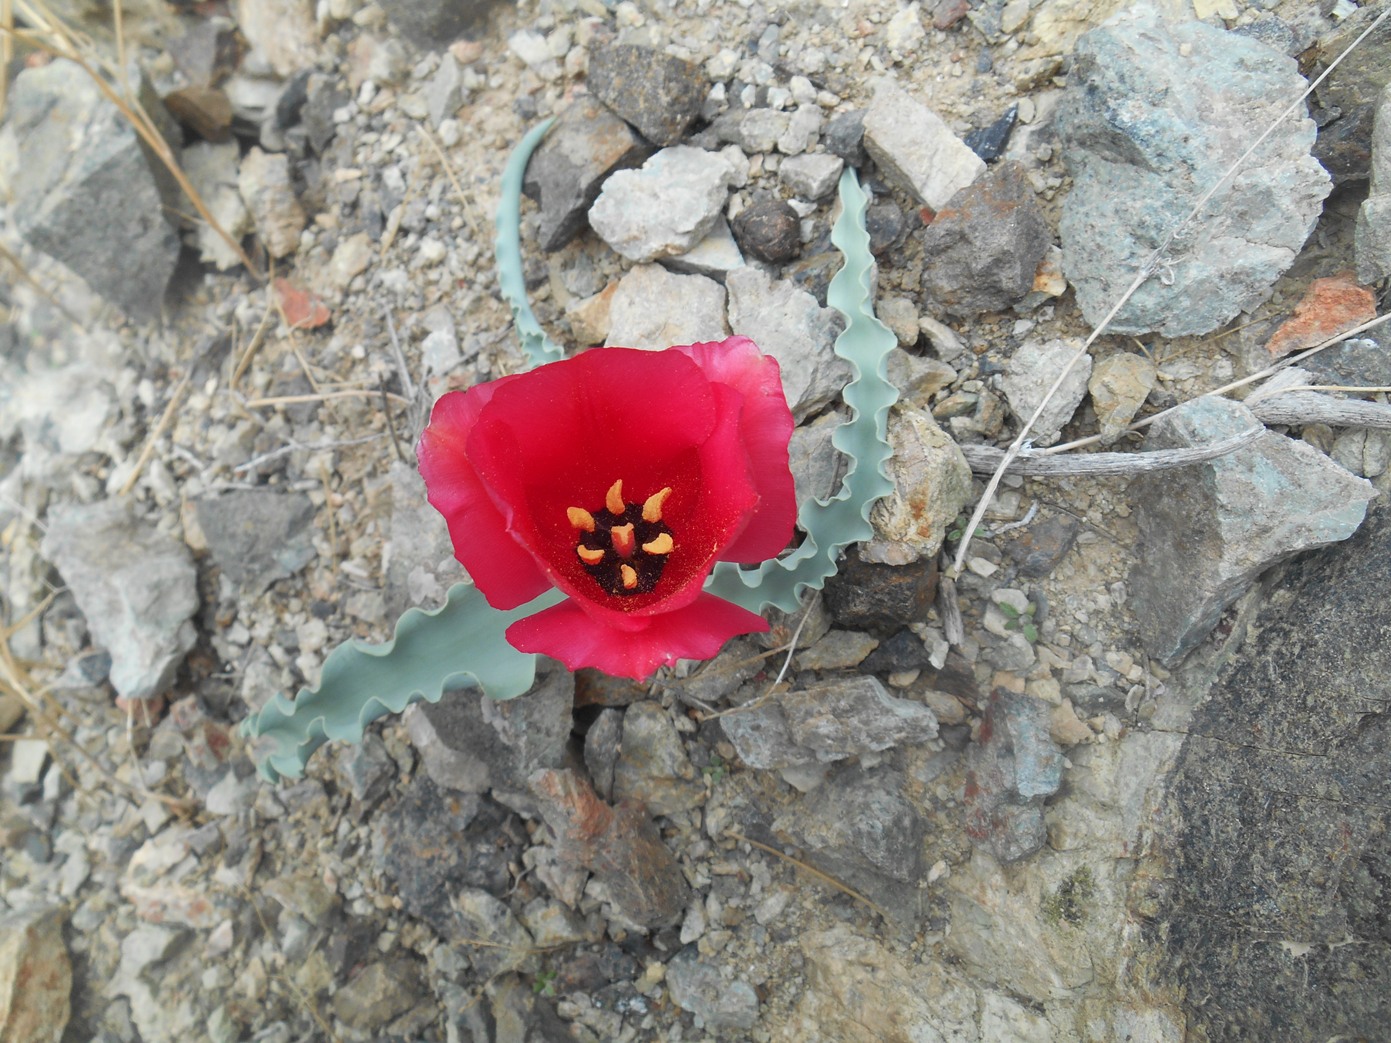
[506,593,770,681]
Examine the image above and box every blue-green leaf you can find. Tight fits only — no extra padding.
[706,167,899,613]
[495,117,565,366]
[239,585,561,782]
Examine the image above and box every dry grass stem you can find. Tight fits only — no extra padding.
[726,830,890,921]
[242,389,410,408]
[959,426,1267,477]
[118,373,191,496]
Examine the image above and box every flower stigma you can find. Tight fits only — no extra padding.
[568,480,675,598]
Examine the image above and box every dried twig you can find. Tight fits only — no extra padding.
[241,389,409,409]
[958,425,1266,477]
[118,373,190,496]
[726,829,890,922]
[1247,392,1391,430]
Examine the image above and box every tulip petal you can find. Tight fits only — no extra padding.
[675,337,797,562]
[416,388,552,610]
[506,593,769,680]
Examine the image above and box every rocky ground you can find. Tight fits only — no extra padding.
[2,0,1390,1041]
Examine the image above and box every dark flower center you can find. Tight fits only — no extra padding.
[567,480,674,597]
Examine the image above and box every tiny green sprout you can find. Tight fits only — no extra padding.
[998,601,1039,643]
[532,969,557,997]
[704,754,728,785]
[946,512,969,543]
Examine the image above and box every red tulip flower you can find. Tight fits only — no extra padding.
[417,337,797,680]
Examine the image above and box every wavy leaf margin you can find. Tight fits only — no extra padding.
[706,167,899,613]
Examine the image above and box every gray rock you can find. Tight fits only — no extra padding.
[726,267,850,420]
[788,409,847,507]
[779,152,845,201]
[720,700,817,772]
[612,702,704,817]
[604,264,728,349]
[405,667,573,808]
[1058,5,1331,337]
[238,147,305,260]
[452,890,537,979]
[583,708,623,801]
[377,0,502,50]
[524,96,650,252]
[735,109,790,154]
[1088,351,1157,444]
[665,218,745,279]
[778,105,824,156]
[862,407,974,565]
[424,52,465,129]
[41,501,197,702]
[331,960,425,1031]
[731,197,802,263]
[0,59,180,321]
[918,161,1051,317]
[589,146,734,262]
[666,954,759,1030]
[1302,335,1391,388]
[824,549,938,631]
[203,769,258,816]
[384,459,460,619]
[1000,338,1092,447]
[181,141,250,271]
[773,766,927,918]
[1355,84,1391,283]
[887,349,957,409]
[0,907,71,1043]
[195,489,316,594]
[529,768,690,930]
[373,779,520,936]
[1129,396,1375,662]
[862,78,985,209]
[824,109,868,166]
[1309,2,1391,183]
[964,690,1062,863]
[587,44,706,147]
[1162,502,1391,1043]
[781,676,938,761]
[795,629,879,672]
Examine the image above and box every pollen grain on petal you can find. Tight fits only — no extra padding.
[620,564,638,590]
[605,479,625,515]
[642,532,674,555]
[567,506,596,532]
[577,545,605,565]
[610,522,636,557]
[642,486,673,523]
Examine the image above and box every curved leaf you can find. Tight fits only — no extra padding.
[706,167,899,612]
[240,585,560,782]
[495,117,565,366]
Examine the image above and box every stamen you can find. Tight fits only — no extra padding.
[610,523,636,557]
[641,533,674,555]
[619,564,638,590]
[567,506,596,532]
[576,545,605,565]
[605,479,625,515]
[642,487,673,523]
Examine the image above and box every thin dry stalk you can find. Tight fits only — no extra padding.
[726,830,890,921]
[958,425,1267,477]
[232,282,278,388]
[118,372,190,497]
[241,389,410,409]
[951,4,1391,573]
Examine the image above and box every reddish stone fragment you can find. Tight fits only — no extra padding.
[1265,272,1376,358]
[273,277,331,330]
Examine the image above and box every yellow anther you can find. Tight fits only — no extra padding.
[610,523,636,557]
[576,545,605,565]
[567,506,596,532]
[642,487,673,523]
[619,564,638,590]
[641,532,674,555]
[605,479,625,515]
